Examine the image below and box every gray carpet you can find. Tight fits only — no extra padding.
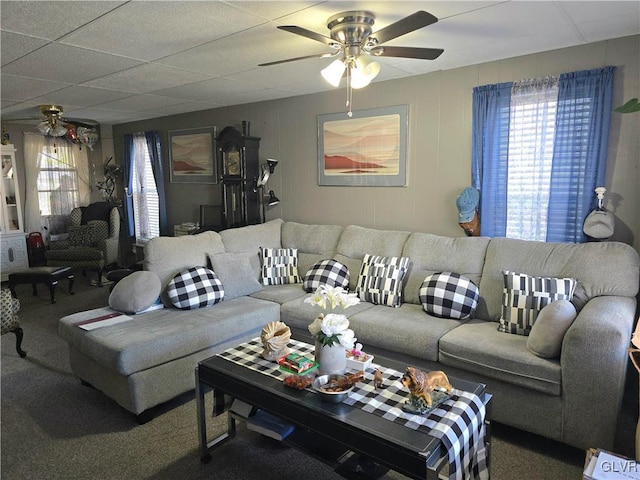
[1,277,636,480]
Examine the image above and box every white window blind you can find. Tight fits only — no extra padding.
[505,77,558,241]
[131,135,159,242]
[36,145,82,217]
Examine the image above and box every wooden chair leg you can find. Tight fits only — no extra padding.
[11,327,26,358]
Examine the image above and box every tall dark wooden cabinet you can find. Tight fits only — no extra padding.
[217,126,261,228]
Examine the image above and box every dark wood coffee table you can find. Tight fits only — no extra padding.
[196,339,492,479]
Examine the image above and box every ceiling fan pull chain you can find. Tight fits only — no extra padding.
[346,66,353,117]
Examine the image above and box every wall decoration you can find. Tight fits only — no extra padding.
[169,127,216,184]
[317,105,408,187]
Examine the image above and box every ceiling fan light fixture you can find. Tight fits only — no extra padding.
[49,122,68,137]
[321,59,346,87]
[351,57,380,89]
[37,120,52,136]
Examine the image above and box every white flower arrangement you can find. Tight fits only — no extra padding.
[305,285,360,348]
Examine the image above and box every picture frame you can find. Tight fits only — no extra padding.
[317,105,408,187]
[169,127,217,184]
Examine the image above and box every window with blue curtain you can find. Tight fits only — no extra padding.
[471,66,615,243]
[123,131,168,242]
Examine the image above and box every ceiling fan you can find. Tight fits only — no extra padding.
[10,104,100,149]
[259,11,443,114]
[260,10,443,67]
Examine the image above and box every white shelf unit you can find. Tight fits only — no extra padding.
[1,144,28,280]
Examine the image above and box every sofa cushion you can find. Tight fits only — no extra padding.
[109,271,161,314]
[167,267,224,309]
[499,271,577,336]
[335,225,410,291]
[251,284,307,305]
[355,254,410,307]
[477,238,640,322]
[303,259,350,293]
[347,303,462,362]
[439,319,562,395]
[143,231,225,288]
[402,233,489,306]
[280,293,375,332]
[210,252,262,300]
[282,222,343,275]
[419,272,479,320]
[58,297,280,376]
[527,300,577,358]
[260,247,301,285]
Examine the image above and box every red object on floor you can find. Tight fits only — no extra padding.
[26,232,46,266]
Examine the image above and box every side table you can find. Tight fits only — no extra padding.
[8,266,74,304]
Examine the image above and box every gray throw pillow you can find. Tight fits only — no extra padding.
[526,300,577,358]
[210,253,262,300]
[109,271,161,313]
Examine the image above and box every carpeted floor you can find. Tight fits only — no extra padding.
[1,276,636,480]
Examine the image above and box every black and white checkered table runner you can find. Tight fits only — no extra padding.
[214,338,488,480]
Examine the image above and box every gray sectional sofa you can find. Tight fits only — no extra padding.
[58,218,639,451]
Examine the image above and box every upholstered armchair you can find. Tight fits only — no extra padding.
[1,288,26,357]
[45,202,120,287]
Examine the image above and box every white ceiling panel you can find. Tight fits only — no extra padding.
[1,0,637,126]
[2,43,143,84]
[0,74,70,101]
[0,32,49,66]
[0,1,126,40]
[59,1,267,61]
[81,63,213,94]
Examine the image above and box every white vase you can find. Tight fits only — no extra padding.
[315,339,347,375]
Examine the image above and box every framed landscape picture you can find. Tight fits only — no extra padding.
[169,127,216,184]
[317,105,408,187]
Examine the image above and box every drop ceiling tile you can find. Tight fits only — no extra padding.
[0,1,126,40]
[1,31,49,66]
[95,94,192,112]
[557,1,640,24]
[81,63,212,94]
[2,43,143,84]
[29,85,134,108]
[60,1,267,61]
[1,74,70,102]
[62,107,150,125]
[158,23,334,76]
[576,15,640,43]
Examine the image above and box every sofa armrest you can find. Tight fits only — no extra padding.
[48,239,71,250]
[560,295,636,449]
[96,237,119,266]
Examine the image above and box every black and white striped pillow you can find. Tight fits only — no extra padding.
[419,272,479,320]
[498,271,577,336]
[167,267,224,310]
[355,254,410,308]
[260,247,301,285]
[303,259,350,293]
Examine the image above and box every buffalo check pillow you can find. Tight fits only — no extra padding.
[498,271,577,336]
[419,272,479,320]
[166,266,224,309]
[260,247,301,285]
[355,254,410,308]
[303,259,350,293]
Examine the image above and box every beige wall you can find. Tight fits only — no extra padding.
[110,34,637,252]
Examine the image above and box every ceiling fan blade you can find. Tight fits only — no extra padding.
[372,11,438,45]
[372,46,443,60]
[259,52,335,67]
[277,25,335,45]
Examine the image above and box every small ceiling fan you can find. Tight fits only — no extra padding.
[259,11,443,115]
[9,104,100,149]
